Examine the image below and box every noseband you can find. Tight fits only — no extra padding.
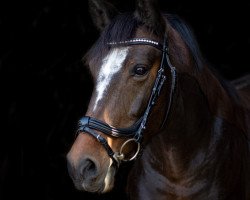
[77,36,176,166]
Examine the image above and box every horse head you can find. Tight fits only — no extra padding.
[66,0,178,193]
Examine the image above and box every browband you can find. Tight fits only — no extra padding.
[108,38,165,52]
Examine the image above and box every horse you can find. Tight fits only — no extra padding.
[66,0,250,199]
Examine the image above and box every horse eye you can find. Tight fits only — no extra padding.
[134,65,148,76]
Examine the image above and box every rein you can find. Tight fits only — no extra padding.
[77,36,176,166]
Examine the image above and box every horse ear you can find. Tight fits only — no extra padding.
[134,0,165,35]
[88,0,118,32]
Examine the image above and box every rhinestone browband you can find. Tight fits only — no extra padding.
[108,38,164,51]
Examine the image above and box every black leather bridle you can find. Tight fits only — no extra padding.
[77,36,176,166]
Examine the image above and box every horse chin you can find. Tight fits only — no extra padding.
[76,182,103,193]
[102,163,116,193]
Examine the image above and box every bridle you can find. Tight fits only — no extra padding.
[77,36,176,166]
[77,35,176,167]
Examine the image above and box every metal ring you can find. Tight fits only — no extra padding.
[119,138,140,162]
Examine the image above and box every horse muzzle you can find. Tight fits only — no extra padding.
[66,150,117,193]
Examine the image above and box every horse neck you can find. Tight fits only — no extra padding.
[148,72,219,176]
[127,70,249,199]
[158,70,247,175]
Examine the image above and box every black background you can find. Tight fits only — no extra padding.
[1,0,250,200]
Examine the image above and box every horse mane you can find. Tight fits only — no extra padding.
[167,14,247,135]
[166,14,241,104]
[165,14,204,71]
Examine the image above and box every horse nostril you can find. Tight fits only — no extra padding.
[80,158,98,179]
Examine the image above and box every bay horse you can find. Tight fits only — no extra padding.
[67,0,250,199]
